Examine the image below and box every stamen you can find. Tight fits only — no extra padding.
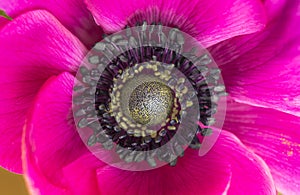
[72,23,226,171]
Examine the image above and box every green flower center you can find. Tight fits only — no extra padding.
[129,81,174,125]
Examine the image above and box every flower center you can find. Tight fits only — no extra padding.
[73,23,227,171]
[129,81,174,125]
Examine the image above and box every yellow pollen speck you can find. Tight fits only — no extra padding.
[178,77,185,84]
[150,131,157,138]
[115,115,121,122]
[120,122,128,129]
[287,150,294,157]
[164,70,171,75]
[141,131,146,137]
[122,117,129,122]
[134,130,141,137]
[138,66,144,72]
[168,126,176,131]
[279,135,300,157]
[128,122,136,128]
[118,84,123,89]
[165,76,172,81]
[181,86,188,94]
[280,136,300,147]
[186,100,193,107]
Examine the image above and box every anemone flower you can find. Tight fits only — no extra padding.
[0,0,299,195]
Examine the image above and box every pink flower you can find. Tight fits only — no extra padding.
[0,0,299,194]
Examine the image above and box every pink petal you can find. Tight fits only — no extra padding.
[209,0,300,116]
[264,0,288,20]
[65,148,231,195]
[62,154,105,195]
[223,99,300,194]
[0,10,87,173]
[23,152,68,195]
[0,0,102,47]
[23,72,87,194]
[95,131,275,195]
[85,0,266,47]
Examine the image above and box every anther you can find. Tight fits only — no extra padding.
[189,135,201,149]
[201,128,213,136]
